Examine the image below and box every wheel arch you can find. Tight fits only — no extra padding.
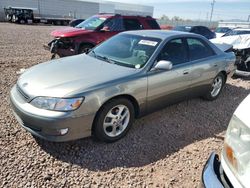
[78,42,95,53]
[91,94,140,134]
[220,70,227,83]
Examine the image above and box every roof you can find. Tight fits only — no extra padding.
[4,6,37,10]
[123,30,199,40]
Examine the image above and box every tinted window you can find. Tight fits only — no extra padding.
[187,38,215,61]
[123,19,142,30]
[105,17,125,31]
[146,19,160,29]
[158,39,188,65]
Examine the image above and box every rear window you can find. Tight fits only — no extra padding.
[187,38,215,61]
[146,19,160,29]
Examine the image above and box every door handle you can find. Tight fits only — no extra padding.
[183,70,189,75]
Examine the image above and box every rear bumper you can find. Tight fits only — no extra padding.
[201,152,224,188]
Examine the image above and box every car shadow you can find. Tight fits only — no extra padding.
[35,82,249,171]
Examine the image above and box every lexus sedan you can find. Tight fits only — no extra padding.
[10,30,236,142]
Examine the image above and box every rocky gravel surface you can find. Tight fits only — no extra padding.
[0,23,250,188]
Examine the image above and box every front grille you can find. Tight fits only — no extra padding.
[16,84,30,101]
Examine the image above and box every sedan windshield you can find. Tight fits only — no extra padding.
[76,16,106,30]
[88,34,161,69]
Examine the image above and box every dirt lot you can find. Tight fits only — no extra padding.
[0,23,249,188]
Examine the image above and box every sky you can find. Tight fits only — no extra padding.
[107,0,250,21]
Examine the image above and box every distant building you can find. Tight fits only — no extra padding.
[0,0,153,21]
[218,21,250,29]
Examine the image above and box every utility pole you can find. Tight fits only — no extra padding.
[209,0,215,23]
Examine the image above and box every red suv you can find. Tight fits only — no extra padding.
[44,13,160,58]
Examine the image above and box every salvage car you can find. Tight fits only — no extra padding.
[201,94,250,188]
[222,28,250,37]
[211,34,250,77]
[214,27,232,38]
[11,30,236,142]
[173,25,216,39]
[44,13,160,59]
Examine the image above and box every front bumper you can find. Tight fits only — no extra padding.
[201,152,234,188]
[43,38,76,57]
[10,85,94,142]
[201,152,224,188]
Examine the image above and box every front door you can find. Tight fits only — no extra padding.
[147,38,192,112]
[96,17,124,44]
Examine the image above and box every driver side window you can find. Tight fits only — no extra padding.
[104,17,125,31]
[158,38,188,66]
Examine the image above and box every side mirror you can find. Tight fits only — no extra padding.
[154,60,173,71]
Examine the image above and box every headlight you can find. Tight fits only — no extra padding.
[30,97,84,111]
[224,115,250,175]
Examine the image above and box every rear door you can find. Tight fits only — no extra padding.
[185,37,219,94]
[147,38,193,112]
[123,18,143,30]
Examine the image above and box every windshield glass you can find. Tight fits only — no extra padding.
[173,26,191,32]
[88,34,161,69]
[223,29,250,37]
[76,16,106,30]
[215,27,231,33]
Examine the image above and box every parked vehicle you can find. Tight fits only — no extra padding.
[211,34,250,77]
[11,30,236,142]
[4,6,71,25]
[172,25,216,39]
[214,27,232,38]
[201,94,250,188]
[44,13,161,59]
[222,28,250,37]
[69,19,85,27]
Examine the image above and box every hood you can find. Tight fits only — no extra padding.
[234,94,250,128]
[210,34,250,50]
[17,54,138,98]
[51,27,92,38]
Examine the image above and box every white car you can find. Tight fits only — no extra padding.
[202,94,250,188]
[214,27,232,38]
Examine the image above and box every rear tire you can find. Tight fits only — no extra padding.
[203,72,225,101]
[93,98,135,143]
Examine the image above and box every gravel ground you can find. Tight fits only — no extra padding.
[0,23,249,188]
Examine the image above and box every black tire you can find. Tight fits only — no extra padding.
[203,72,226,101]
[19,19,26,24]
[78,44,94,54]
[93,98,135,143]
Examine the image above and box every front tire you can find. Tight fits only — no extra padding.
[203,73,225,101]
[78,44,94,54]
[93,98,135,142]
